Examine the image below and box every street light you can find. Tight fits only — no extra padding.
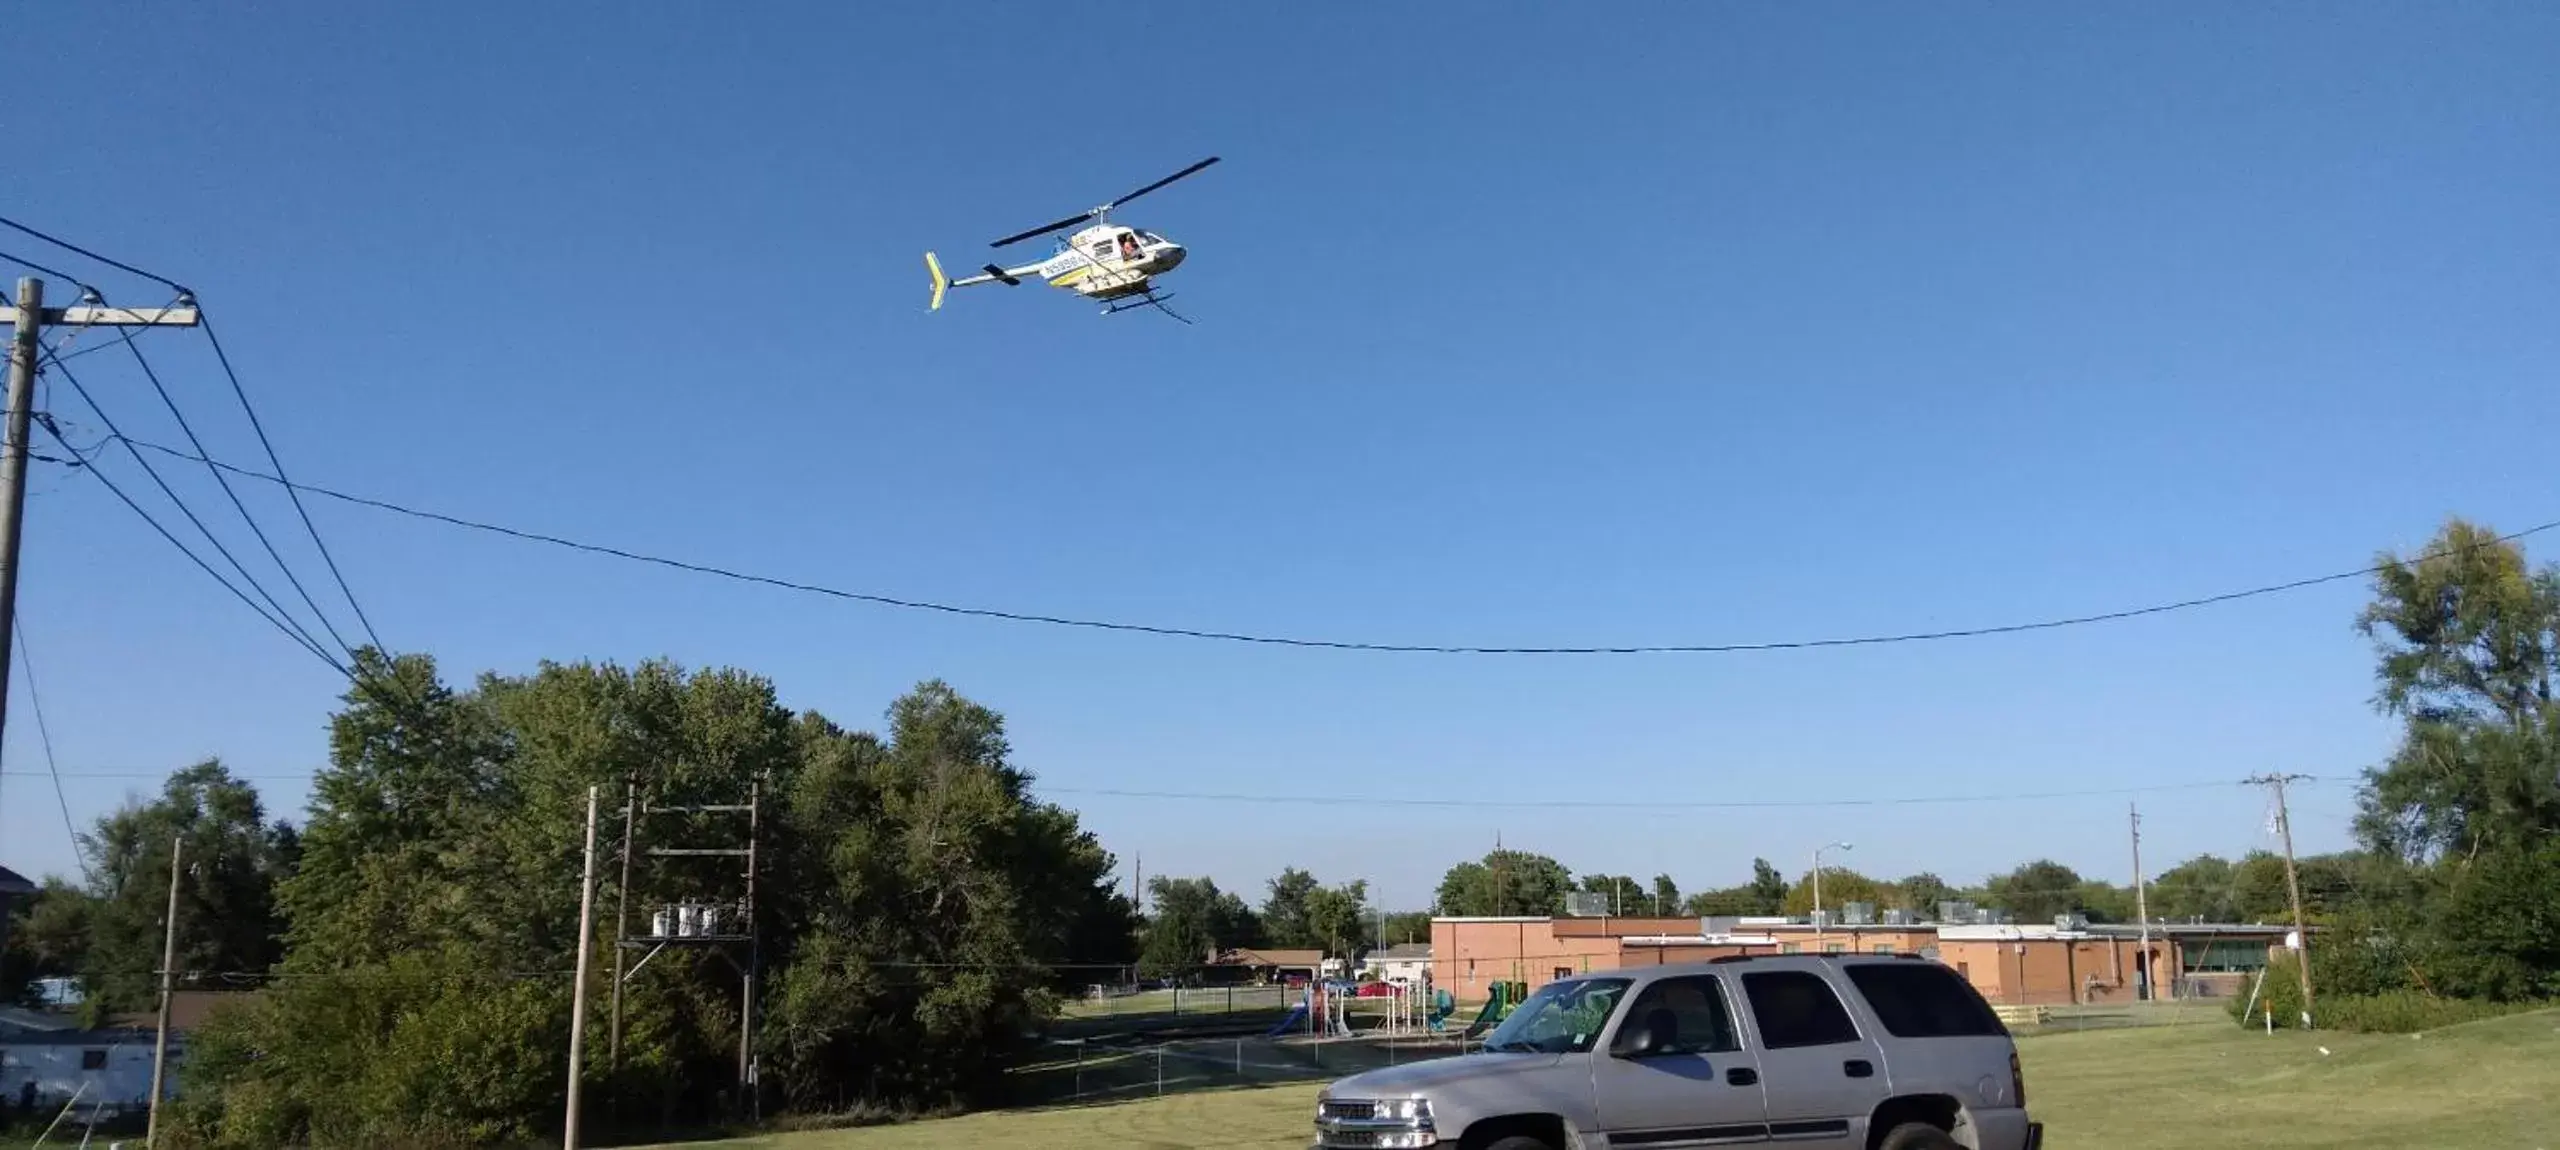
[1812,841,1854,941]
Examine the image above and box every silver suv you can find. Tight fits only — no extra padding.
[1313,954,2041,1150]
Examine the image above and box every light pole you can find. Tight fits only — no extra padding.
[1812,841,1853,945]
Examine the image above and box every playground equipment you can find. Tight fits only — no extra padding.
[1426,988,1458,1033]
[1464,980,1527,1036]
[1320,981,1354,1038]
[1268,980,1360,1039]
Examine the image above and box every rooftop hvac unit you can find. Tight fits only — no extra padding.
[1807,910,1833,930]
[1699,915,1742,938]
[1973,908,2000,926]
[1841,901,1876,926]
[1881,908,1914,926]
[1937,900,1976,924]
[2054,912,2089,931]
[1564,891,1611,917]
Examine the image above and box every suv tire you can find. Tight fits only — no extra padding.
[1877,1121,1964,1150]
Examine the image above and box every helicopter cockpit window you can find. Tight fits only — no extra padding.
[1117,232,1143,261]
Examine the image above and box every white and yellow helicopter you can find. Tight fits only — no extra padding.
[926,156,1218,322]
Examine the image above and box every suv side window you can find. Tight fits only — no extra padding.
[1843,962,2005,1037]
[1616,975,1740,1055]
[1740,969,1862,1048]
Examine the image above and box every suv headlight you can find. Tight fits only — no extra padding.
[1382,1098,1432,1123]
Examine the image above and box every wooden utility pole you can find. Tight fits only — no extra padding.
[608,782,635,1069]
[2130,804,2154,1000]
[145,835,183,1147]
[0,279,198,788]
[564,786,602,1149]
[2245,773,2316,1025]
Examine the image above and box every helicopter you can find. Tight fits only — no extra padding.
[926,156,1219,322]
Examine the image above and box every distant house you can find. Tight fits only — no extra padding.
[1205,947,1325,984]
[1363,943,1432,985]
[0,1026,161,1118]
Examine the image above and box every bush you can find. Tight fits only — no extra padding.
[2225,961,2547,1033]
[2312,991,2545,1034]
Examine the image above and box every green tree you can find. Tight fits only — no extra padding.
[1782,868,1892,917]
[1142,877,1260,977]
[1649,874,1682,916]
[1748,858,1788,914]
[1682,887,1755,917]
[1433,849,1572,917]
[1982,860,2086,923]
[176,659,1138,1145]
[1302,880,1372,958]
[1897,873,1953,916]
[1378,911,1433,947]
[1576,873,1643,915]
[1,878,88,1007]
[2149,854,2240,922]
[2357,517,2558,728]
[1262,867,1321,949]
[67,760,295,1021]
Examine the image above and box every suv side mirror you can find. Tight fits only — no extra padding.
[1612,1010,1674,1059]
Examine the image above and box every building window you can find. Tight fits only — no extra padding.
[1779,943,1802,955]
[2183,940,2271,974]
[1553,967,1573,981]
[1824,942,1847,955]
[81,1050,107,1070]
[1872,944,1894,955]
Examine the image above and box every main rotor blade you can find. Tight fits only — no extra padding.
[1109,156,1220,209]
[990,212,1095,249]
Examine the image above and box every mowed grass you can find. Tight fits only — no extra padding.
[659,1009,2560,1150]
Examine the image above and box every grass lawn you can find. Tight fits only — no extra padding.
[655,1009,2560,1149]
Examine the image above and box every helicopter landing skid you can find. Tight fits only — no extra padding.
[1101,291,1193,325]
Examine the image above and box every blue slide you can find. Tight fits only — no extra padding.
[1265,1001,1310,1037]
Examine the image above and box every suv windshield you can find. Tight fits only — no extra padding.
[1478,978,1630,1054]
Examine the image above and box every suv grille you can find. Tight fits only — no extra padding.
[1321,1100,1378,1120]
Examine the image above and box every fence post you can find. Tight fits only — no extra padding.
[1073,1040,1084,1101]
[1235,1038,1243,1077]
[1156,1044,1165,1094]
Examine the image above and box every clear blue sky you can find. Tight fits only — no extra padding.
[5,4,2554,910]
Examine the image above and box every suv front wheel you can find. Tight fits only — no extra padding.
[1876,1121,1965,1150]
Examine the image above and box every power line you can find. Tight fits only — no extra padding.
[197,312,384,653]
[0,247,92,291]
[104,301,361,659]
[96,434,2560,657]
[1,214,383,653]
[0,215,188,296]
[8,764,2354,807]
[8,626,86,864]
[37,355,339,663]
[35,420,345,674]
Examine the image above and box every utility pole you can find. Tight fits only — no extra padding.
[564,786,601,1149]
[0,278,198,782]
[144,835,182,1148]
[608,782,635,1069]
[617,783,760,1117]
[2245,773,2316,1025]
[2130,804,2154,1001]
[740,777,761,1121]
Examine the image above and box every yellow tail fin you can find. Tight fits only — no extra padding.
[925,251,949,311]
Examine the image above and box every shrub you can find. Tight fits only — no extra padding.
[2312,991,2544,1034]
[2225,961,2546,1033]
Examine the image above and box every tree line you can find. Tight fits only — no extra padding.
[6,662,1140,1146]
[1,517,2546,1143]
